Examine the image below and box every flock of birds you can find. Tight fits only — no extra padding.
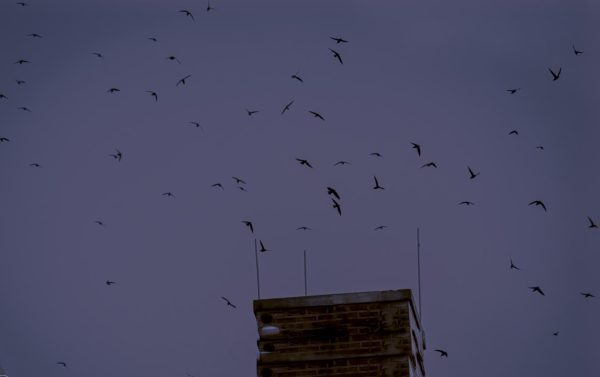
[0,1,596,374]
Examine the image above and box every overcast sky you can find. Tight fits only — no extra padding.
[1,0,599,376]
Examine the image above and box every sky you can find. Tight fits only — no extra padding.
[0,0,599,376]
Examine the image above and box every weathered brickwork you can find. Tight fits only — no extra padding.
[254,290,425,377]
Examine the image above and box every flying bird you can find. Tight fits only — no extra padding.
[411,142,421,156]
[467,166,480,179]
[508,129,519,136]
[334,160,350,166]
[0,137,10,142]
[233,177,246,185]
[435,350,448,357]
[56,362,67,367]
[459,201,474,206]
[328,48,343,64]
[529,286,545,296]
[374,225,388,231]
[572,45,583,55]
[506,88,521,94]
[176,75,192,86]
[259,240,268,252]
[327,186,340,200]
[421,162,437,168]
[510,258,521,270]
[308,111,325,120]
[148,37,158,42]
[296,158,313,168]
[206,1,214,11]
[221,296,236,308]
[92,52,103,59]
[14,59,30,64]
[162,192,176,198]
[552,331,559,336]
[581,292,595,298]
[296,226,312,231]
[587,216,598,229]
[536,146,544,150]
[27,33,42,38]
[17,106,31,112]
[105,280,116,286]
[548,67,561,81]
[237,186,248,192]
[373,176,384,190]
[332,198,342,216]
[0,94,7,99]
[16,80,26,85]
[242,221,254,233]
[16,2,28,6]
[281,100,294,114]
[146,91,158,101]
[370,152,382,157]
[246,109,259,116]
[179,9,194,20]
[291,72,303,82]
[166,55,181,64]
[107,88,120,93]
[29,163,41,167]
[188,121,203,129]
[108,149,122,161]
[330,36,349,44]
[529,200,547,212]
[211,183,224,189]
[94,220,104,226]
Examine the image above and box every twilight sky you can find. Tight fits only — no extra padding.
[1,0,599,376]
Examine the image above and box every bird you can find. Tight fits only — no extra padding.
[242,221,254,233]
[373,176,384,190]
[94,220,104,226]
[91,52,103,59]
[108,149,122,161]
[296,226,312,231]
[146,91,158,101]
[467,166,480,179]
[328,48,343,64]
[508,129,519,136]
[296,158,313,168]
[536,146,545,150]
[308,111,325,120]
[529,200,547,212]
[17,106,31,112]
[16,2,28,6]
[211,183,224,190]
[27,33,42,38]
[370,152,382,157]
[291,72,303,82]
[330,36,349,44]
[587,217,598,229]
[29,163,41,167]
[259,240,268,252]
[507,88,521,94]
[529,286,545,296]
[572,45,583,55]
[0,93,7,99]
[107,87,120,93]
[411,142,421,156]
[421,162,437,168]
[179,9,194,20]
[552,331,559,336]
[237,186,248,192]
[374,225,388,231]
[246,109,259,116]
[327,187,340,200]
[334,160,350,166]
[332,198,342,216]
[0,137,10,142]
[206,1,214,12]
[221,296,236,308]
[166,55,181,64]
[510,258,521,270]
[14,59,30,64]
[581,292,595,298]
[233,177,246,185]
[16,80,26,85]
[281,100,294,114]
[188,121,203,129]
[548,67,561,81]
[148,37,158,42]
[162,192,175,198]
[459,201,474,206]
[435,349,448,357]
[56,361,67,367]
[176,75,192,86]
[105,280,116,286]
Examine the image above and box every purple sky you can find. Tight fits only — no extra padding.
[1,0,599,376]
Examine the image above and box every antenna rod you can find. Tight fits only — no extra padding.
[303,250,308,296]
[417,227,422,322]
[255,238,261,299]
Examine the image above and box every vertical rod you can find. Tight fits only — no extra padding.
[303,250,308,296]
[417,227,422,321]
[255,238,261,299]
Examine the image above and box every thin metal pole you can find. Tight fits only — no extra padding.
[255,238,261,299]
[303,250,308,296]
[417,227,422,321]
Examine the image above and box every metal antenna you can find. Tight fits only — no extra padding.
[255,238,261,299]
[303,250,308,296]
[417,227,422,322]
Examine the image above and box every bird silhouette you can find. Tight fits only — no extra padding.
[0,137,10,142]
[15,59,30,64]
[0,94,7,99]
[374,225,388,231]
[56,361,67,367]
[246,109,259,116]
[162,192,175,198]
[106,280,116,286]
[281,100,294,114]
[552,331,559,336]
[146,91,158,101]
[179,9,194,20]
[327,186,340,200]
[332,198,342,216]
[468,166,480,179]
[188,121,203,129]
[334,160,350,166]
[529,200,547,212]
[411,142,421,156]
[329,48,343,64]
[581,292,595,298]
[370,152,382,157]
[309,111,325,120]
[529,286,545,296]
[148,37,158,42]
[296,158,313,168]
[330,36,349,44]
[459,201,474,206]
[435,349,448,357]
[373,176,384,190]
[421,162,437,168]
[508,129,519,136]
[259,240,268,252]
[237,186,248,192]
[29,163,41,167]
[206,1,214,11]
[176,75,192,86]
[587,217,598,229]
[221,296,236,308]
[107,88,120,93]
[291,72,303,82]
[233,177,246,185]
[16,80,26,85]
[242,221,254,233]
[536,146,544,150]
[572,45,583,55]
[16,2,28,6]
[507,88,521,94]
[92,52,103,59]
[211,183,224,190]
[548,67,561,81]
[18,106,31,112]
[108,149,122,161]
[27,33,42,38]
[510,258,521,270]
[296,226,312,231]
[166,55,181,64]
[94,220,104,226]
